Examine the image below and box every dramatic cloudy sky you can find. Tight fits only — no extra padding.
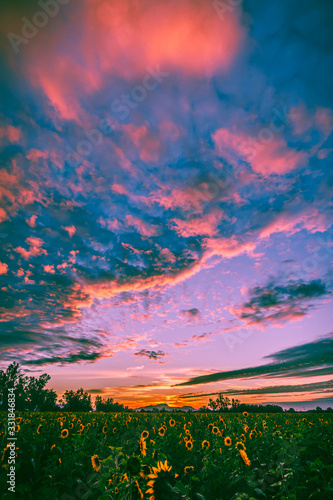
[0,0,332,409]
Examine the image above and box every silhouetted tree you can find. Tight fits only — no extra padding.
[95,396,127,412]
[208,394,240,411]
[60,388,92,412]
[0,362,57,411]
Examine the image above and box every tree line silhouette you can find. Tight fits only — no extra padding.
[1,363,331,412]
[0,362,128,412]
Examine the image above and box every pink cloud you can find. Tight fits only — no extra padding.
[289,104,313,135]
[159,247,176,263]
[43,265,55,274]
[0,262,8,275]
[62,225,76,238]
[289,104,333,139]
[204,236,256,260]
[24,0,244,121]
[125,214,159,237]
[170,210,223,237]
[26,149,49,162]
[123,124,161,163]
[190,333,215,344]
[259,210,329,239]
[0,125,21,143]
[111,183,128,195]
[14,236,47,260]
[315,107,333,138]
[69,250,79,264]
[90,0,244,76]
[213,127,307,175]
[0,207,9,223]
[152,184,216,212]
[26,215,37,228]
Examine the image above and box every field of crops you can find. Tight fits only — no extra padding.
[1,411,333,500]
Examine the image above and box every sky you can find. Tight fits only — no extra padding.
[0,0,332,410]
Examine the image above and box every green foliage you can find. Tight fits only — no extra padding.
[0,411,332,500]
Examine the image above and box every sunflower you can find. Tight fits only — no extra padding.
[249,431,256,439]
[202,440,210,449]
[158,427,165,437]
[184,466,194,474]
[141,430,149,439]
[60,428,68,439]
[69,423,74,429]
[243,411,248,417]
[140,437,147,457]
[235,441,246,451]
[37,424,42,434]
[16,417,22,425]
[240,449,251,466]
[212,426,220,435]
[169,418,176,427]
[108,474,116,487]
[224,436,232,446]
[120,473,129,483]
[127,456,141,476]
[146,461,177,500]
[141,464,152,478]
[102,426,108,434]
[244,425,249,433]
[240,433,246,442]
[132,480,144,500]
[91,454,102,472]
[15,424,20,433]
[186,440,193,450]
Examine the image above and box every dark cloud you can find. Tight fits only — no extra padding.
[0,324,106,366]
[179,379,333,399]
[182,308,200,316]
[87,388,107,394]
[175,334,333,386]
[235,278,330,325]
[134,349,166,360]
[23,351,103,366]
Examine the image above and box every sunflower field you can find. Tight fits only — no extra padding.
[1,411,333,500]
